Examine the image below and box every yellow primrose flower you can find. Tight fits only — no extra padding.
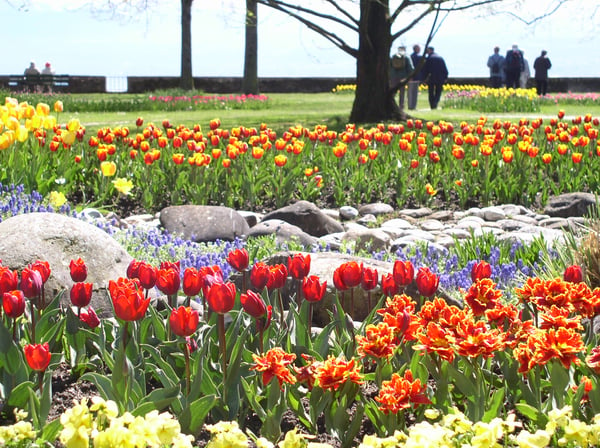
[205,421,248,448]
[112,177,133,195]
[471,418,504,448]
[514,429,551,448]
[424,408,441,420]
[561,418,590,447]
[546,405,572,434]
[405,421,454,448]
[257,437,275,448]
[278,428,310,448]
[100,161,117,177]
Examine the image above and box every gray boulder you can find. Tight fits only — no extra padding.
[246,219,317,248]
[0,213,133,317]
[261,201,343,237]
[544,192,597,218]
[159,205,250,242]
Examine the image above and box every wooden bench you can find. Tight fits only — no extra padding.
[8,74,70,92]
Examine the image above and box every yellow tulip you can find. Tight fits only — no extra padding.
[6,116,19,131]
[100,161,117,177]
[0,134,12,150]
[22,103,35,119]
[62,131,76,146]
[5,97,18,108]
[48,191,67,208]
[35,103,50,117]
[53,100,64,113]
[15,126,29,143]
[67,119,80,132]
[43,116,57,129]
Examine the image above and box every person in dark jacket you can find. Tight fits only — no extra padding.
[533,50,552,96]
[487,46,505,88]
[389,46,413,110]
[505,44,524,88]
[422,47,448,110]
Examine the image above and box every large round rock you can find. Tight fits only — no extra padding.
[160,205,250,242]
[0,213,133,317]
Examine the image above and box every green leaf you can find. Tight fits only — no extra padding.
[179,395,217,434]
[445,362,476,400]
[132,385,179,416]
[41,418,63,444]
[515,402,546,427]
[482,387,505,423]
[241,377,267,420]
[7,381,35,409]
[80,372,117,403]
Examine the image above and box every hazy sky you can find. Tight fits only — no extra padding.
[2,0,598,80]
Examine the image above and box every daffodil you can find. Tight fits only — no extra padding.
[112,177,133,195]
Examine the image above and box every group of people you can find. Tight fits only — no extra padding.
[389,44,448,110]
[487,45,552,95]
[24,61,55,76]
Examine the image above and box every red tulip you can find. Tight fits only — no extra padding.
[335,261,363,289]
[250,262,271,291]
[333,269,348,291]
[108,277,150,321]
[160,260,181,273]
[169,306,200,337]
[182,267,202,296]
[199,265,224,298]
[20,267,43,299]
[266,264,287,291]
[79,307,100,329]
[361,267,379,291]
[302,275,327,302]
[30,260,50,284]
[226,248,249,272]
[3,290,25,318]
[70,282,93,308]
[0,267,18,295]
[24,342,51,371]
[240,289,267,318]
[393,260,414,287]
[69,258,88,282]
[258,305,273,332]
[288,253,311,280]
[207,281,236,314]
[137,262,157,290]
[471,260,492,282]
[156,267,181,296]
[380,273,399,297]
[126,259,141,279]
[415,267,439,298]
[564,265,583,283]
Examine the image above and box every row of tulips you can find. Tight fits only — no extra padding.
[2,97,600,211]
[2,244,600,446]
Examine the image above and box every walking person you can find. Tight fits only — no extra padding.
[533,50,552,96]
[389,46,413,111]
[408,44,425,110]
[422,47,448,110]
[504,44,524,89]
[487,46,505,88]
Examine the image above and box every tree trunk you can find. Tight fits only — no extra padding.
[349,0,399,123]
[242,0,259,94]
[180,0,194,90]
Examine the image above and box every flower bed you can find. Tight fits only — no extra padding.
[3,95,600,447]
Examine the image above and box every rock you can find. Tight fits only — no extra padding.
[482,206,506,221]
[261,201,343,237]
[358,203,394,216]
[398,207,433,219]
[339,206,359,220]
[246,219,317,248]
[159,205,250,242]
[0,213,133,317]
[544,192,597,218]
[341,228,391,253]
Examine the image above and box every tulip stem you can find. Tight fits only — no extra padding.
[30,301,36,343]
[296,280,302,308]
[278,290,285,328]
[217,314,227,383]
[38,371,44,394]
[183,342,191,396]
[350,288,355,320]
